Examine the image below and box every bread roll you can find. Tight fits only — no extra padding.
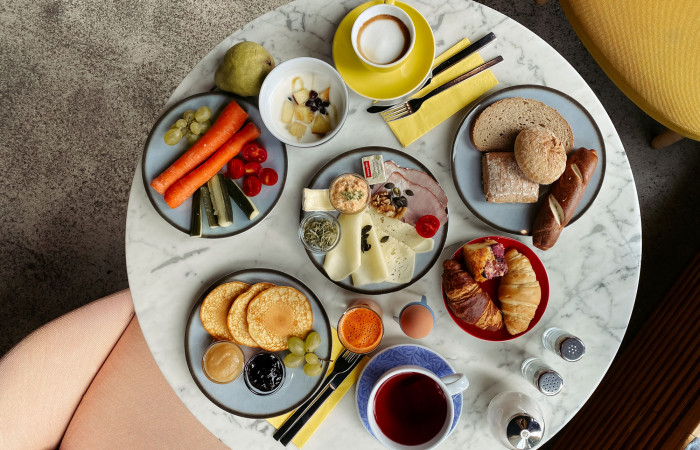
[514,127,567,184]
[498,249,541,335]
[532,147,599,250]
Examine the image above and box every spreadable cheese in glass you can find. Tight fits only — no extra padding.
[521,357,563,396]
[542,327,586,362]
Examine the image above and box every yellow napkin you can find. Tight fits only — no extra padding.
[387,38,499,147]
[267,329,368,448]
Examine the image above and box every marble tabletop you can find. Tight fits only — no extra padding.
[125,0,642,448]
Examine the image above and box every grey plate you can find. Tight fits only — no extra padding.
[184,268,332,418]
[142,92,287,238]
[451,85,606,236]
[302,147,448,295]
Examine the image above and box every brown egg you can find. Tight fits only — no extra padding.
[400,304,434,339]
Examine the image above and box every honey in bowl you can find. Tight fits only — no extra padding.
[338,301,383,353]
[202,341,245,384]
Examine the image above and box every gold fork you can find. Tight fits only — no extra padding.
[380,56,504,122]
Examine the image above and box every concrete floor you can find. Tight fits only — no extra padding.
[1,0,698,407]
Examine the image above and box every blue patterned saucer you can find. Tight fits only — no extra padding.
[355,344,463,439]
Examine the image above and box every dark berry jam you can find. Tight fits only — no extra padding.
[244,352,285,395]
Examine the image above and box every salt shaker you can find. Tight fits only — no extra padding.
[487,391,545,449]
[542,327,585,362]
[521,357,563,396]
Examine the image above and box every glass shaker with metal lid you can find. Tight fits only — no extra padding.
[521,357,563,396]
[487,391,545,449]
[542,327,585,362]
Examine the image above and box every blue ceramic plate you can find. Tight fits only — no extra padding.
[302,147,448,294]
[355,344,463,439]
[184,268,331,418]
[142,92,287,238]
[451,85,606,236]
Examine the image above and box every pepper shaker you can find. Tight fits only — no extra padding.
[521,357,563,396]
[542,327,585,362]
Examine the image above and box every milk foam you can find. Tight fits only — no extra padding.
[358,16,409,65]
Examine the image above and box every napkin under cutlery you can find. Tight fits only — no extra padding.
[267,329,368,448]
[387,37,499,147]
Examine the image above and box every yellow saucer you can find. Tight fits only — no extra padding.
[332,0,435,101]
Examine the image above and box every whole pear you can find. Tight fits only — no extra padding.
[215,41,275,97]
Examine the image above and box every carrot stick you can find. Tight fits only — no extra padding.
[150,100,248,195]
[163,122,261,209]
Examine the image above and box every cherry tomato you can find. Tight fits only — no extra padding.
[259,168,279,186]
[241,143,268,163]
[416,215,440,238]
[227,158,244,179]
[244,162,262,177]
[242,176,262,197]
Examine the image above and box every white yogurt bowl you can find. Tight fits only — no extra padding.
[259,57,349,148]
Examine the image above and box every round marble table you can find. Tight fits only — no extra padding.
[126,0,642,448]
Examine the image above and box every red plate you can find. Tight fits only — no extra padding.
[441,236,549,341]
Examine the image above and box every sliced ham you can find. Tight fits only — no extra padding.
[376,172,448,226]
[372,160,448,208]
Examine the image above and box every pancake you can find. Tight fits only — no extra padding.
[226,282,274,347]
[246,286,314,352]
[200,281,250,340]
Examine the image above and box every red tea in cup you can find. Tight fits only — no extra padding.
[373,372,449,446]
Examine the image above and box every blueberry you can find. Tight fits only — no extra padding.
[322,101,330,107]
[310,106,318,112]
[309,90,318,99]
[314,98,322,106]
[319,107,327,115]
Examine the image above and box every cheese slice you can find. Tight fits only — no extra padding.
[303,188,334,211]
[369,210,434,253]
[323,213,362,281]
[379,236,415,283]
[351,211,390,286]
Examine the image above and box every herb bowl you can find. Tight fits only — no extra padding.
[299,212,341,253]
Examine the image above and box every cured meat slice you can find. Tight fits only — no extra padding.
[372,160,448,208]
[373,172,448,226]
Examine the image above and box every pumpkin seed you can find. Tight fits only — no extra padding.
[393,187,401,196]
[384,183,395,190]
[405,189,414,196]
[380,235,390,243]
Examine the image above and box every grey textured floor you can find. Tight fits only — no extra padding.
[1,0,698,392]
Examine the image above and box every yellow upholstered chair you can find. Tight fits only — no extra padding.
[553,0,700,148]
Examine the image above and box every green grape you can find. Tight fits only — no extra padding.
[283,353,304,369]
[287,337,305,356]
[304,363,323,377]
[185,132,198,144]
[198,120,211,134]
[195,106,211,122]
[164,128,182,145]
[183,110,195,121]
[190,121,203,135]
[175,118,188,129]
[304,353,320,365]
[304,331,321,353]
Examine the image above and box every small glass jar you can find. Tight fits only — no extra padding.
[487,391,545,449]
[299,212,341,253]
[328,173,370,214]
[244,352,286,395]
[542,327,586,362]
[521,357,563,396]
[201,340,245,384]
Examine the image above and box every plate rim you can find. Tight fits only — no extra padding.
[450,84,607,236]
[354,343,463,438]
[141,91,288,239]
[301,146,449,295]
[441,235,550,342]
[183,267,332,418]
[331,0,435,101]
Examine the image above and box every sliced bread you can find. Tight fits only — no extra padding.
[471,97,574,152]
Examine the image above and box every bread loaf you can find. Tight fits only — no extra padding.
[498,249,541,335]
[471,97,574,152]
[532,147,599,250]
[442,259,503,332]
[482,152,539,203]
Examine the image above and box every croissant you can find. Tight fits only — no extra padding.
[442,260,503,331]
[497,249,541,335]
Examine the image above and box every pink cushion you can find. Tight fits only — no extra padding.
[0,290,134,450]
[60,316,227,449]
